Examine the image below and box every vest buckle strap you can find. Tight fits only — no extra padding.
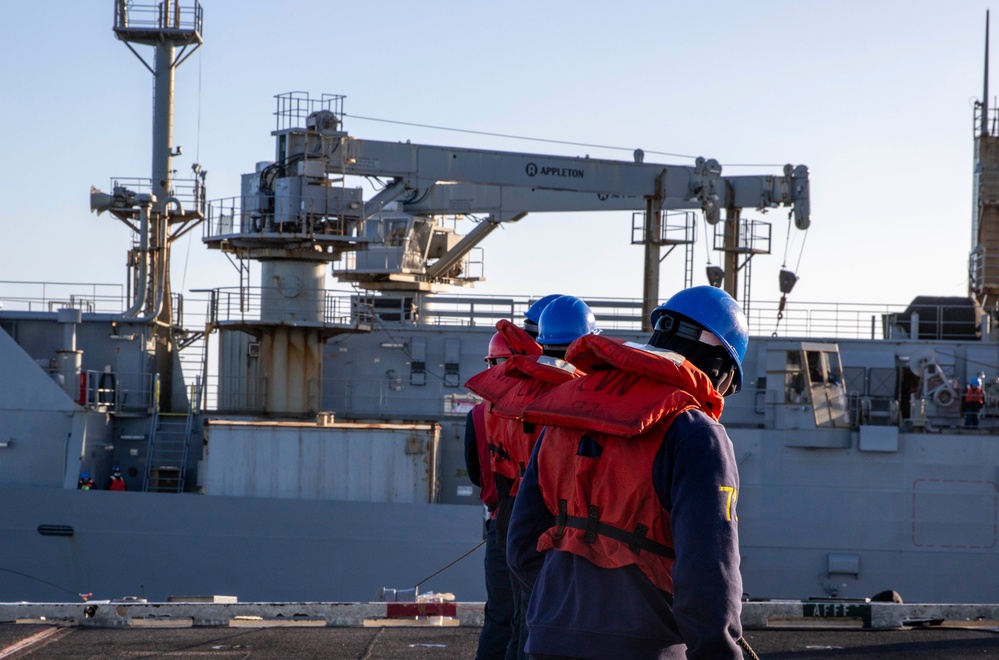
[559,514,676,560]
[555,499,568,538]
[488,442,513,463]
[629,524,649,555]
[584,505,600,544]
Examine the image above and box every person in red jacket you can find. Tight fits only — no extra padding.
[108,465,127,491]
[508,286,750,660]
[469,296,601,660]
[963,377,985,428]
[465,324,542,660]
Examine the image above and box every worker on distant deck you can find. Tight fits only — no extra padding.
[465,322,542,660]
[469,296,600,660]
[963,377,985,428]
[108,465,127,491]
[77,471,95,490]
[507,286,749,659]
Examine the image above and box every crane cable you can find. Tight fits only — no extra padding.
[773,214,809,337]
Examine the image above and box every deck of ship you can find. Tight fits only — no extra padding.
[3,622,999,659]
[1,601,997,659]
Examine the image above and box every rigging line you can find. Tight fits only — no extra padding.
[196,46,202,162]
[0,567,90,600]
[702,214,713,264]
[794,228,809,273]
[781,216,793,267]
[182,51,203,295]
[343,113,789,168]
[413,540,486,589]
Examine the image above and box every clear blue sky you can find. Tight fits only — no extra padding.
[0,1,994,310]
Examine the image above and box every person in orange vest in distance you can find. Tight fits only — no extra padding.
[108,465,127,491]
[963,377,985,428]
[468,295,600,660]
[507,286,749,659]
[465,324,543,660]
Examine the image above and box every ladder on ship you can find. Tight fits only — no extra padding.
[177,326,208,410]
[632,211,697,289]
[142,375,200,493]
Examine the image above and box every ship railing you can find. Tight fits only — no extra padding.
[207,287,361,327]
[202,375,268,414]
[352,293,929,339]
[205,196,361,240]
[747,300,929,340]
[104,177,207,221]
[114,0,204,34]
[0,281,126,314]
[412,294,646,332]
[81,370,156,413]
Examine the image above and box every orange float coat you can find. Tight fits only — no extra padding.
[523,334,723,593]
[466,354,581,490]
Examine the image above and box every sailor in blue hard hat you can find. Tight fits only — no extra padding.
[535,295,601,359]
[77,471,95,490]
[507,285,750,659]
[963,376,985,428]
[649,284,748,395]
[522,293,563,339]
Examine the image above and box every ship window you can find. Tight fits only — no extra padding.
[386,219,409,246]
[784,350,807,403]
[807,350,825,384]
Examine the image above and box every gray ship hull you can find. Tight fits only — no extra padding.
[0,486,485,603]
[733,426,999,603]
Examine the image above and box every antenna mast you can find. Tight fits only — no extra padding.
[984,10,990,137]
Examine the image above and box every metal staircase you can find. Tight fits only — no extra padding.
[143,376,200,493]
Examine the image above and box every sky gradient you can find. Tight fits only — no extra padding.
[1,1,994,314]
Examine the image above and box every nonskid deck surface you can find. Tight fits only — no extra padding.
[2,623,998,659]
[2,601,998,659]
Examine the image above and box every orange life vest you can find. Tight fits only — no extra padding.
[964,386,985,406]
[495,319,543,358]
[471,402,498,509]
[467,354,581,487]
[527,334,723,593]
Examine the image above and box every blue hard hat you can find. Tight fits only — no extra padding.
[525,293,564,325]
[651,286,748,392]
[537,296,601,346]
[80,471,90,479]
[971,377,982,388]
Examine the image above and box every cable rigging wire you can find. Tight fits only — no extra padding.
[343,113,789,168]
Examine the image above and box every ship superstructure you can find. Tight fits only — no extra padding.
[0,1,997,606]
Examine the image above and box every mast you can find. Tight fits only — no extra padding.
[984,10,990,138]
[971,9,999,309]
[109,0,205,411]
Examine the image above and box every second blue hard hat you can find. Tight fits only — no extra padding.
[537,295,601,346]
